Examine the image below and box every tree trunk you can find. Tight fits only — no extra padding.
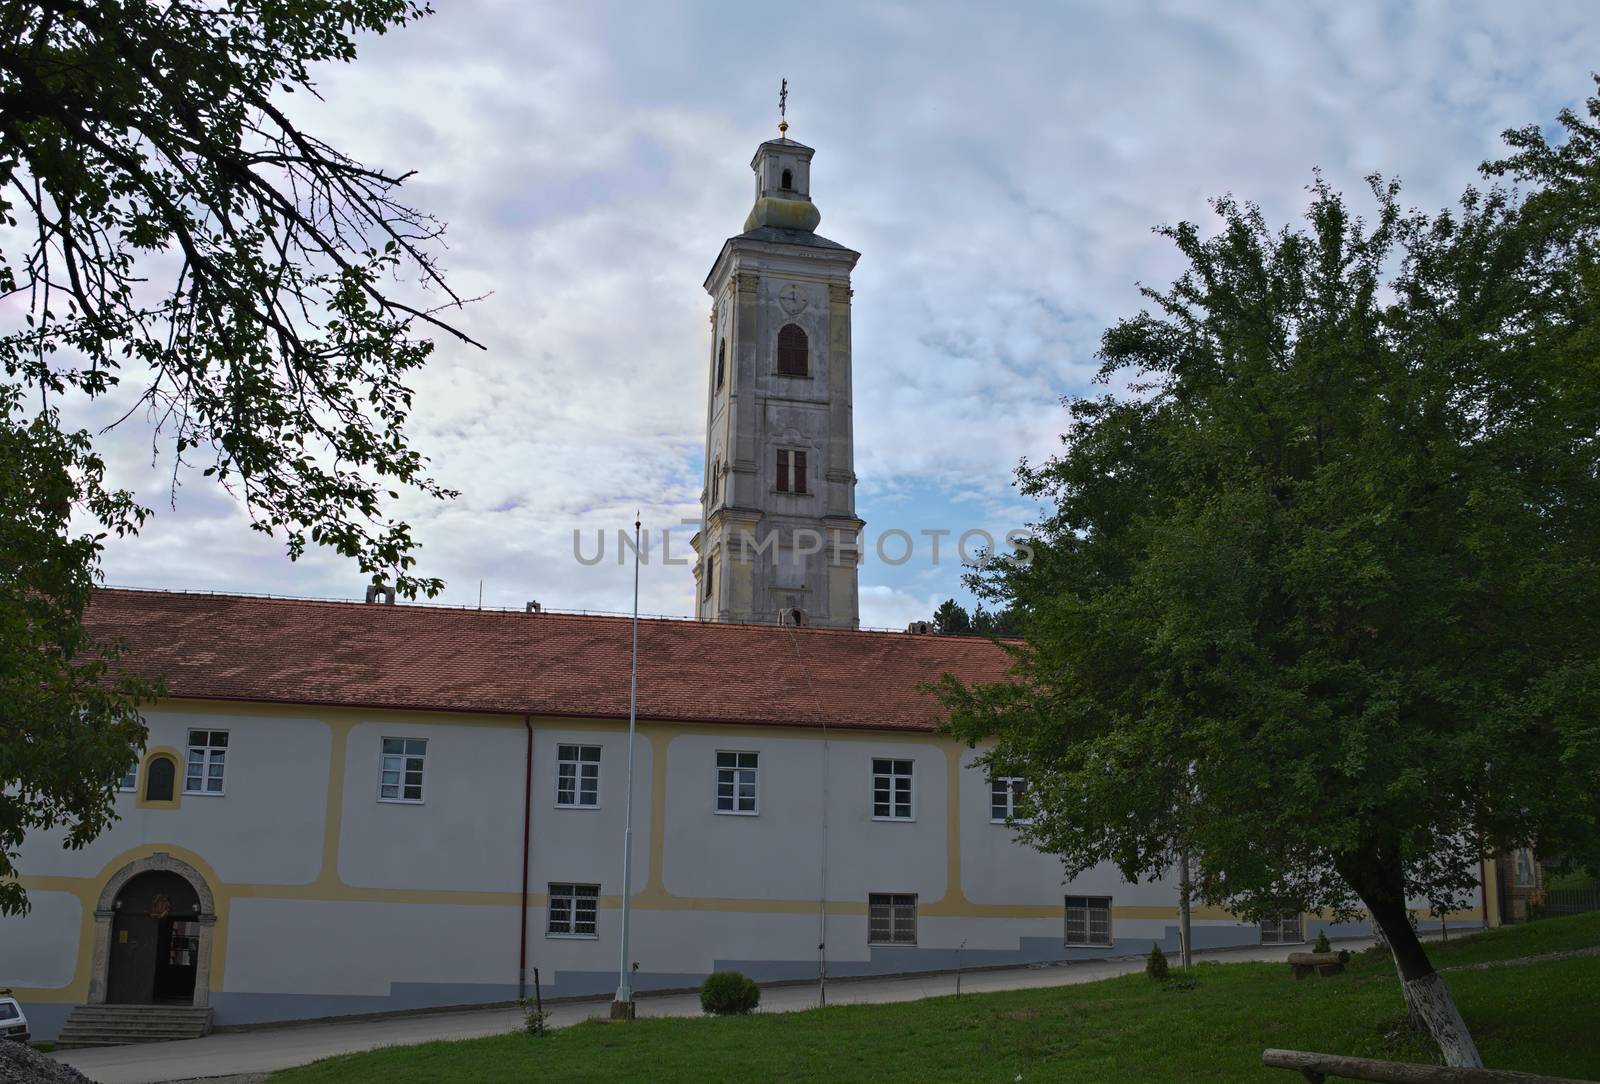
[1336,850,1483,1069]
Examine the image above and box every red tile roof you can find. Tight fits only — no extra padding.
[85,589,1016,732]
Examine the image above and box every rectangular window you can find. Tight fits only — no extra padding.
[716,751,758,814]
[184,730,228,794]
[872,758,914,820]
[1065,895,1113,946]
[775,449,807,494]
[1260,911,1303,944]
[547,883,600,937]
[379,737,427,802]
[557,744,602,807]
[989,777,1030,823]
[868,893,918,945]
[117,764,138,792]
[703,555,714,600]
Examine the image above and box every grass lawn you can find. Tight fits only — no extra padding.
[271,913,1600,1083]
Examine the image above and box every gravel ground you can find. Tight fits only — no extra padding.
[1,1042,93,1084]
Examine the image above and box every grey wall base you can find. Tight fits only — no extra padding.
[27,916,1491,1042]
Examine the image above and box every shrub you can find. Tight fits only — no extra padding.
[1313,930,1332,954]
[1145,943,1169,980]
[700,970,760,1015]
[514,996,547,1036]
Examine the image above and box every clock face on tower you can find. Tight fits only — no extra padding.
[778,283,808,316]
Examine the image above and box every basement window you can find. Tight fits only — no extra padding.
[868,893,917,945]
[557,744,601,807]
[1260,911,1304,944]
[379,737,427,802]
[1065,896,1112,946]
[547,883,600,938]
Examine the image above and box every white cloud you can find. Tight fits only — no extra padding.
[68,0,1600,622]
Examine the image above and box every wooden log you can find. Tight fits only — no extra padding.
[1262,1048,1599,1084]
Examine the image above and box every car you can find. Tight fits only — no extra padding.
[0,991,29,1043]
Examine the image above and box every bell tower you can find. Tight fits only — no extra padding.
[691,115,863,628]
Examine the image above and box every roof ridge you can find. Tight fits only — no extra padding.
[92,586,1007,644]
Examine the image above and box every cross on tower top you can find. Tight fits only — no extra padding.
[778,78,788,136]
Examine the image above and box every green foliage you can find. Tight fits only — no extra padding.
[940,80,1600,941]
[0,386,155,915]
[268,915,1600,1084]
[1146,943,1169,980]
[514,997,547,1037]
[938,82,1600,1060]
[699,971,761,1016]
[1314,930,1333,954]
[0,1,472,913]
[931,599,1021,637]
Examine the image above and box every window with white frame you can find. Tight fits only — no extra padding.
[716,751,758,814]
[116,763,138,792]
[872,758,913,820]
[868,893,918,944]
[1260,910,1303,944]
[547,883,599,937]
[379,738,427,802]
[1065,895,1112,946]
[557,744,601,807]
[989,776,1030,823]
[184,730,227,794]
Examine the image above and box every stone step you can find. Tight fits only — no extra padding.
[56,1004,212,1048]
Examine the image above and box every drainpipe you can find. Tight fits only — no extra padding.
[519,714,533,1001]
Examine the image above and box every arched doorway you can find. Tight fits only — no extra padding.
[88,853,216,1008]
[106,871,203,1003]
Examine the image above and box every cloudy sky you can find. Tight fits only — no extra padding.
[91,0,1599,627]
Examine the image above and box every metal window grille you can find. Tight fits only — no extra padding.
[548,883,600,936]
[1065,895,1113,946]
[868,893,918,944]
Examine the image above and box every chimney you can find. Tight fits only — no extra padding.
[525,601,543,613]
[364,583,396,605]
[905,620,933,635]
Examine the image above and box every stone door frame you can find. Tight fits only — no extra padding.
[87,852,217,1007]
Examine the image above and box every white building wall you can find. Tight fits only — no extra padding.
[3,701,1482,1039]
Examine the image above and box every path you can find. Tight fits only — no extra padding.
[56,936,1386,1084]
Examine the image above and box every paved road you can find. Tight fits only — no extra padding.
[56,936,1383,1084]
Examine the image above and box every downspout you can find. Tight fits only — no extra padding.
[519,714,533,1001]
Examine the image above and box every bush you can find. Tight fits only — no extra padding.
[1313,930,1332,954]
[515,996,547,1036]
[700,970,760,1015]
[1145,943,1169,980]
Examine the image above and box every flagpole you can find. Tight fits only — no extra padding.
[613,512,642,1017]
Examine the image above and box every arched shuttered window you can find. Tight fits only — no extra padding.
[777,323,808,376]
[145,756,176,801]
[781,168,793,189]
[715,339,726,389]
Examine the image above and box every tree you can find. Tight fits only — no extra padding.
[932,598,973,636]
[0,1,476,914]
[939,83,1600,1067]
[930,598,1022,637]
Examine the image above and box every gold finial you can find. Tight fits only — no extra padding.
[778,77,788,136]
